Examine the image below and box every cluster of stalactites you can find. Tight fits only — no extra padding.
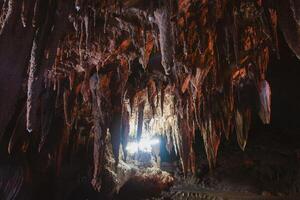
[49,0,275,177]
[0,0,277,190]
[138,0,274,172]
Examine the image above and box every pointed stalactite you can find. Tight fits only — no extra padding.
[147,80,156,117]
[179,101,197,175]
[199,95,223,170]
[90,73,106,191]
[21,0,29,27]
[269,9,280,59]
[235,109,251,151]
[84,13,90,49]
[202,124,221,169]
[154,1,174,76]
[0,0,35,140]
[259,80,271,124]
[26,35,39,132]
[26,0,52,132]
[121,107,129,161]
[26,0,72,133]
[174,115,184,174]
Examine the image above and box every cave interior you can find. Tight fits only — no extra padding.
[0,0,300,199]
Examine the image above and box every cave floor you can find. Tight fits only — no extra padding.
[147,128,300,200]
[162,129,300,200]
[161,188,299,200]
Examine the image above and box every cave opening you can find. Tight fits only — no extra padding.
[0,0,300,199]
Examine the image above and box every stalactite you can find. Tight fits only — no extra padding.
[26,0,58,133]
[21,0,28,27]
[28,2,71,134]
[154,2,174,76]
[2,2,299,197]
[235,109,251,151]
[90,73,106,191]
[121,107,129,161]
[147,80,156,117]
[26,35,39,133]
[269,9,279,59]
[32,0,40,28]
[0,0,37,140]
[84,13,89,49]
[79,19,84,68]
[259,80,271,124]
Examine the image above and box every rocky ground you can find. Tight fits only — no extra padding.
[118,127,300,200]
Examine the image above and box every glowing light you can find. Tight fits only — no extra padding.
[126,137,160,154]
[126,142,139,154]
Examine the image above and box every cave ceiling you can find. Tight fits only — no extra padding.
[0,0,299,194]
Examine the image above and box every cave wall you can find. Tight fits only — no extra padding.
[267,32,300,130]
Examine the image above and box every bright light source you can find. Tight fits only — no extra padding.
[126,142,139,154]
[126,137,160,154]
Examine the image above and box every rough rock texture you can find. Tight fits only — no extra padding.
[0,0,299,199]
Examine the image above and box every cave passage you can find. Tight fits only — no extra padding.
[0,0,300,199]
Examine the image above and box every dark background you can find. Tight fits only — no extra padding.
[266,32,300,131]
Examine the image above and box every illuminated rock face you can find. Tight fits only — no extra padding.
[0,0,299,199]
